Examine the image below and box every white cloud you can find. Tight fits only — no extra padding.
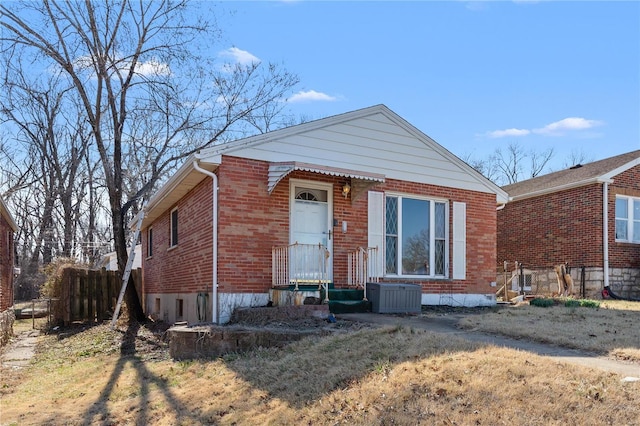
[288,90,337,103]
[533,117,604,135]
[484,117,604,139]
[218,47,260,66]
[70,55,171,77]
[135,59,171,77]
[487,128,531,138]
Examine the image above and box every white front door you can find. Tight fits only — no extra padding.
[290,180,333,281]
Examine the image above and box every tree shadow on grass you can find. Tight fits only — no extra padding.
[46,321,212,425]
[223,325,483,410]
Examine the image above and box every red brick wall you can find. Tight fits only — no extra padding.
[144,155,498,296]
[0,214,14,311]
[498,165,640,271]
[609,165,640,268]
[143,179,214,295]
[497,184,604,269]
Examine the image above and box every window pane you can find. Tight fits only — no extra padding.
[435,203,446,239]
[385,197,398,274]
[386,197,398,234]
[386,236,397,274]
[171,209,178,246]
[616,219,628,240]
[616,198,628,219]
[634,201,640,241]
[435,240,445,275]
[402,198,429,275]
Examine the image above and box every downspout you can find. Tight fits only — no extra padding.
[603,182,610,289]
[193,160,219,324]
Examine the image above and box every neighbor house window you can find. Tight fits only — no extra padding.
[385,195,448,277]
[147,227,153,257]
[615,196,640,243]
[170,208,178,247]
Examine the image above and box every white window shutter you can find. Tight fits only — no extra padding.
[453,202,466,280]
[368,191,384,278]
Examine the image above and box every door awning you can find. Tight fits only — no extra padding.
[268,161,385,197]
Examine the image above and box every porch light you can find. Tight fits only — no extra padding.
[342,182,351,198]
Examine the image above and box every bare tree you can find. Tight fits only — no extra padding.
[1,0,298,320]
[560,149,593,170]
[466,142,556,186]
[529,146,554,178]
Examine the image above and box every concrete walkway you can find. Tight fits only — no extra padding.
[1,329,40,370]
[341,312,640,380]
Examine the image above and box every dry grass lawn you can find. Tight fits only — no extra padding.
[455,299,640,362]
[1,300,639,425]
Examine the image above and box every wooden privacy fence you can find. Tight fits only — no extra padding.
[57,267,142,325]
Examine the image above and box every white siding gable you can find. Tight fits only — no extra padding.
[200,105,506,200]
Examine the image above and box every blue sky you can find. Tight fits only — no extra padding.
[211,0,640,174]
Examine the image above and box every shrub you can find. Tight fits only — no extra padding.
[564,299,600,309]
[529,298,555,308]
[40,258,80,298]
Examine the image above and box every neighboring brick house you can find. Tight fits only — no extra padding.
[498,150,640,298]
[0,195,18,345]
[140,105,508,324]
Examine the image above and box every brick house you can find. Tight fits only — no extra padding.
[498,150,640,298]
[140,105,508,324]
[0,195,18,345]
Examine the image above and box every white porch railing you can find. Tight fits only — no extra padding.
[347,246,379,301]
[272,243,330,301]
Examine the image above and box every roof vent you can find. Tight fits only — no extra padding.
[569,164,583,170]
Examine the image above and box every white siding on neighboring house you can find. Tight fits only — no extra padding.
[100,245,142,271]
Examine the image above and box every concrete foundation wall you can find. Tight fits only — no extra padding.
[146,292,271,325]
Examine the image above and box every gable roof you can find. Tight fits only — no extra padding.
[198,104,507,198]
[503,150,640,201]
[143,105,508,226]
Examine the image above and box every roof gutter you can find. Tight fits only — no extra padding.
[192,160,219,324]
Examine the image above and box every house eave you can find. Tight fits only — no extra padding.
[0,196,18,232]
[142,154,220,228]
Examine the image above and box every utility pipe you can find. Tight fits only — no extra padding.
[193,160,219,324]
[603,182,610,289]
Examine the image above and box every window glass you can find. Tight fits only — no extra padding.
[434,202,446,275]
[385,197,398,274]
[171,209,178,247]
[634,200,640,242]
[147,228,153,257]
[385,195,448,277]
[401,198,430,275]
[615,198,628,240]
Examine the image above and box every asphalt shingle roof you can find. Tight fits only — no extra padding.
[502,150,640,199]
